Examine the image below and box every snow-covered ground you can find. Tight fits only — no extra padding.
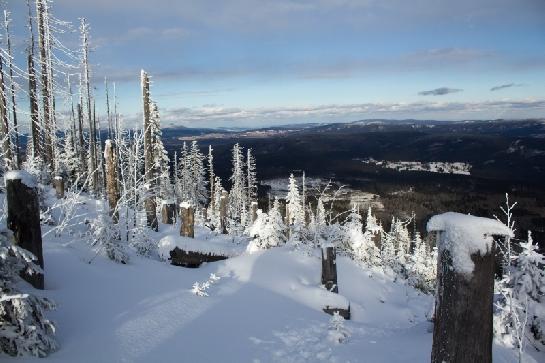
[3,187,534,363]
[362,158,472,175]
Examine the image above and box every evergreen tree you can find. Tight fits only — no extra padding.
[246,148,257,205]
[285,173,304,243]
[229,143,246,225]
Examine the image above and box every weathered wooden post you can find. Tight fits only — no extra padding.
[427,212,512,363]
[179,202,195,238]
[5,171,44,289]
[161,201,176,224]
[250,201,258,224]
[104,140,120,223]
[53,175,64,199]
[219,190,228,234]
[321,246,338,293]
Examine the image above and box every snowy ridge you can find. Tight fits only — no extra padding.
[427,212,513,276]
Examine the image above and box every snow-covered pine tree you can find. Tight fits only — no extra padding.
[0,230,57,357]
[512,232,545,345]
[58,129,79,184]
[88,202,129,264]
[209,176,224,231]
[228,143,246,227]
[380,218,396,271]
[189,140,207,207]
[176,142,191,202]
[208,145,214,209]
[341,204,369,263]
[150,102,173,201]
[247,197,287,252]
[246,148,257,206]
[285,173,304,244]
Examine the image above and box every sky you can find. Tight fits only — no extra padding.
[6,0,545,128]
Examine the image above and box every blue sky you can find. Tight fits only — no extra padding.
[7,0,545,128]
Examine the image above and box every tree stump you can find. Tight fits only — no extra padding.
[161,202,176,224]
[321,246,338,293]
[53,176,64,199]
[219,190,228,234]
[5,171,44,289]
[250,201,258,224]
[180,203,195,238]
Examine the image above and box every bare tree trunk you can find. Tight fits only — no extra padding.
[81,18,97,193]
[28,51,41,159]
[6,172,44,289]
[321,247,338,293]
[36,0,53,170]
[179,204,195,238]
[104,140,120,223]
[431,233,495,363]
[0,56,12,169]
[220,190,228,234]
[4,11,20,169]
[141,70,157,231]
[161,202,176,224]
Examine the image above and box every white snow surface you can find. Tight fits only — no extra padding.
[4,190,532,363]
[4,170,37,188]
[427,212,513,276]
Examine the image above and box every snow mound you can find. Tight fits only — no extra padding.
[4,170,37,188]
[158,235,246,260]
[427,212,513,276]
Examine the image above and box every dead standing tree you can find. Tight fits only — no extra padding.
[427,212,512,363]
[104,140,120,223]
[141,70,158,231]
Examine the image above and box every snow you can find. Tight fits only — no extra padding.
[179,201,192,209]
[363,158,472,175]
[2,190,533,363]
[160,199,175,206]
[4,170,37,188]
[53,176,63,181]
[427,212,513,276]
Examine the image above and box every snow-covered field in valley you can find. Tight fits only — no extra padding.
[4,189,529,363]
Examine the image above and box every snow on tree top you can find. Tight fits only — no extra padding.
[427,212,513,276]
[53,176,63,180]
[179,201,193,208]
[4,170,37,188]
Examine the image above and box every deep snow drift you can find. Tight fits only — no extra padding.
[4,189,534,363]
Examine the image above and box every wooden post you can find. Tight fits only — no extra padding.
[427,213,511,363]
[180,203,195,238]
[321,246,338,293]
[53,176,64,199]
[219,190,228,234]
[5,171,44,289]
[104,140,120,223]
[250,201,258,224]
[161,202,176,224]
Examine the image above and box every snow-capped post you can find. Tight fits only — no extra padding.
[104,140,120,223]
[180,202,195,238]
[5,171,44,289]
[250,201,258,224]
[220,190,229,234]
[53,176,64,199]
[427,212,513,363]
[161,201,176,224]
[321,246,338,293]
